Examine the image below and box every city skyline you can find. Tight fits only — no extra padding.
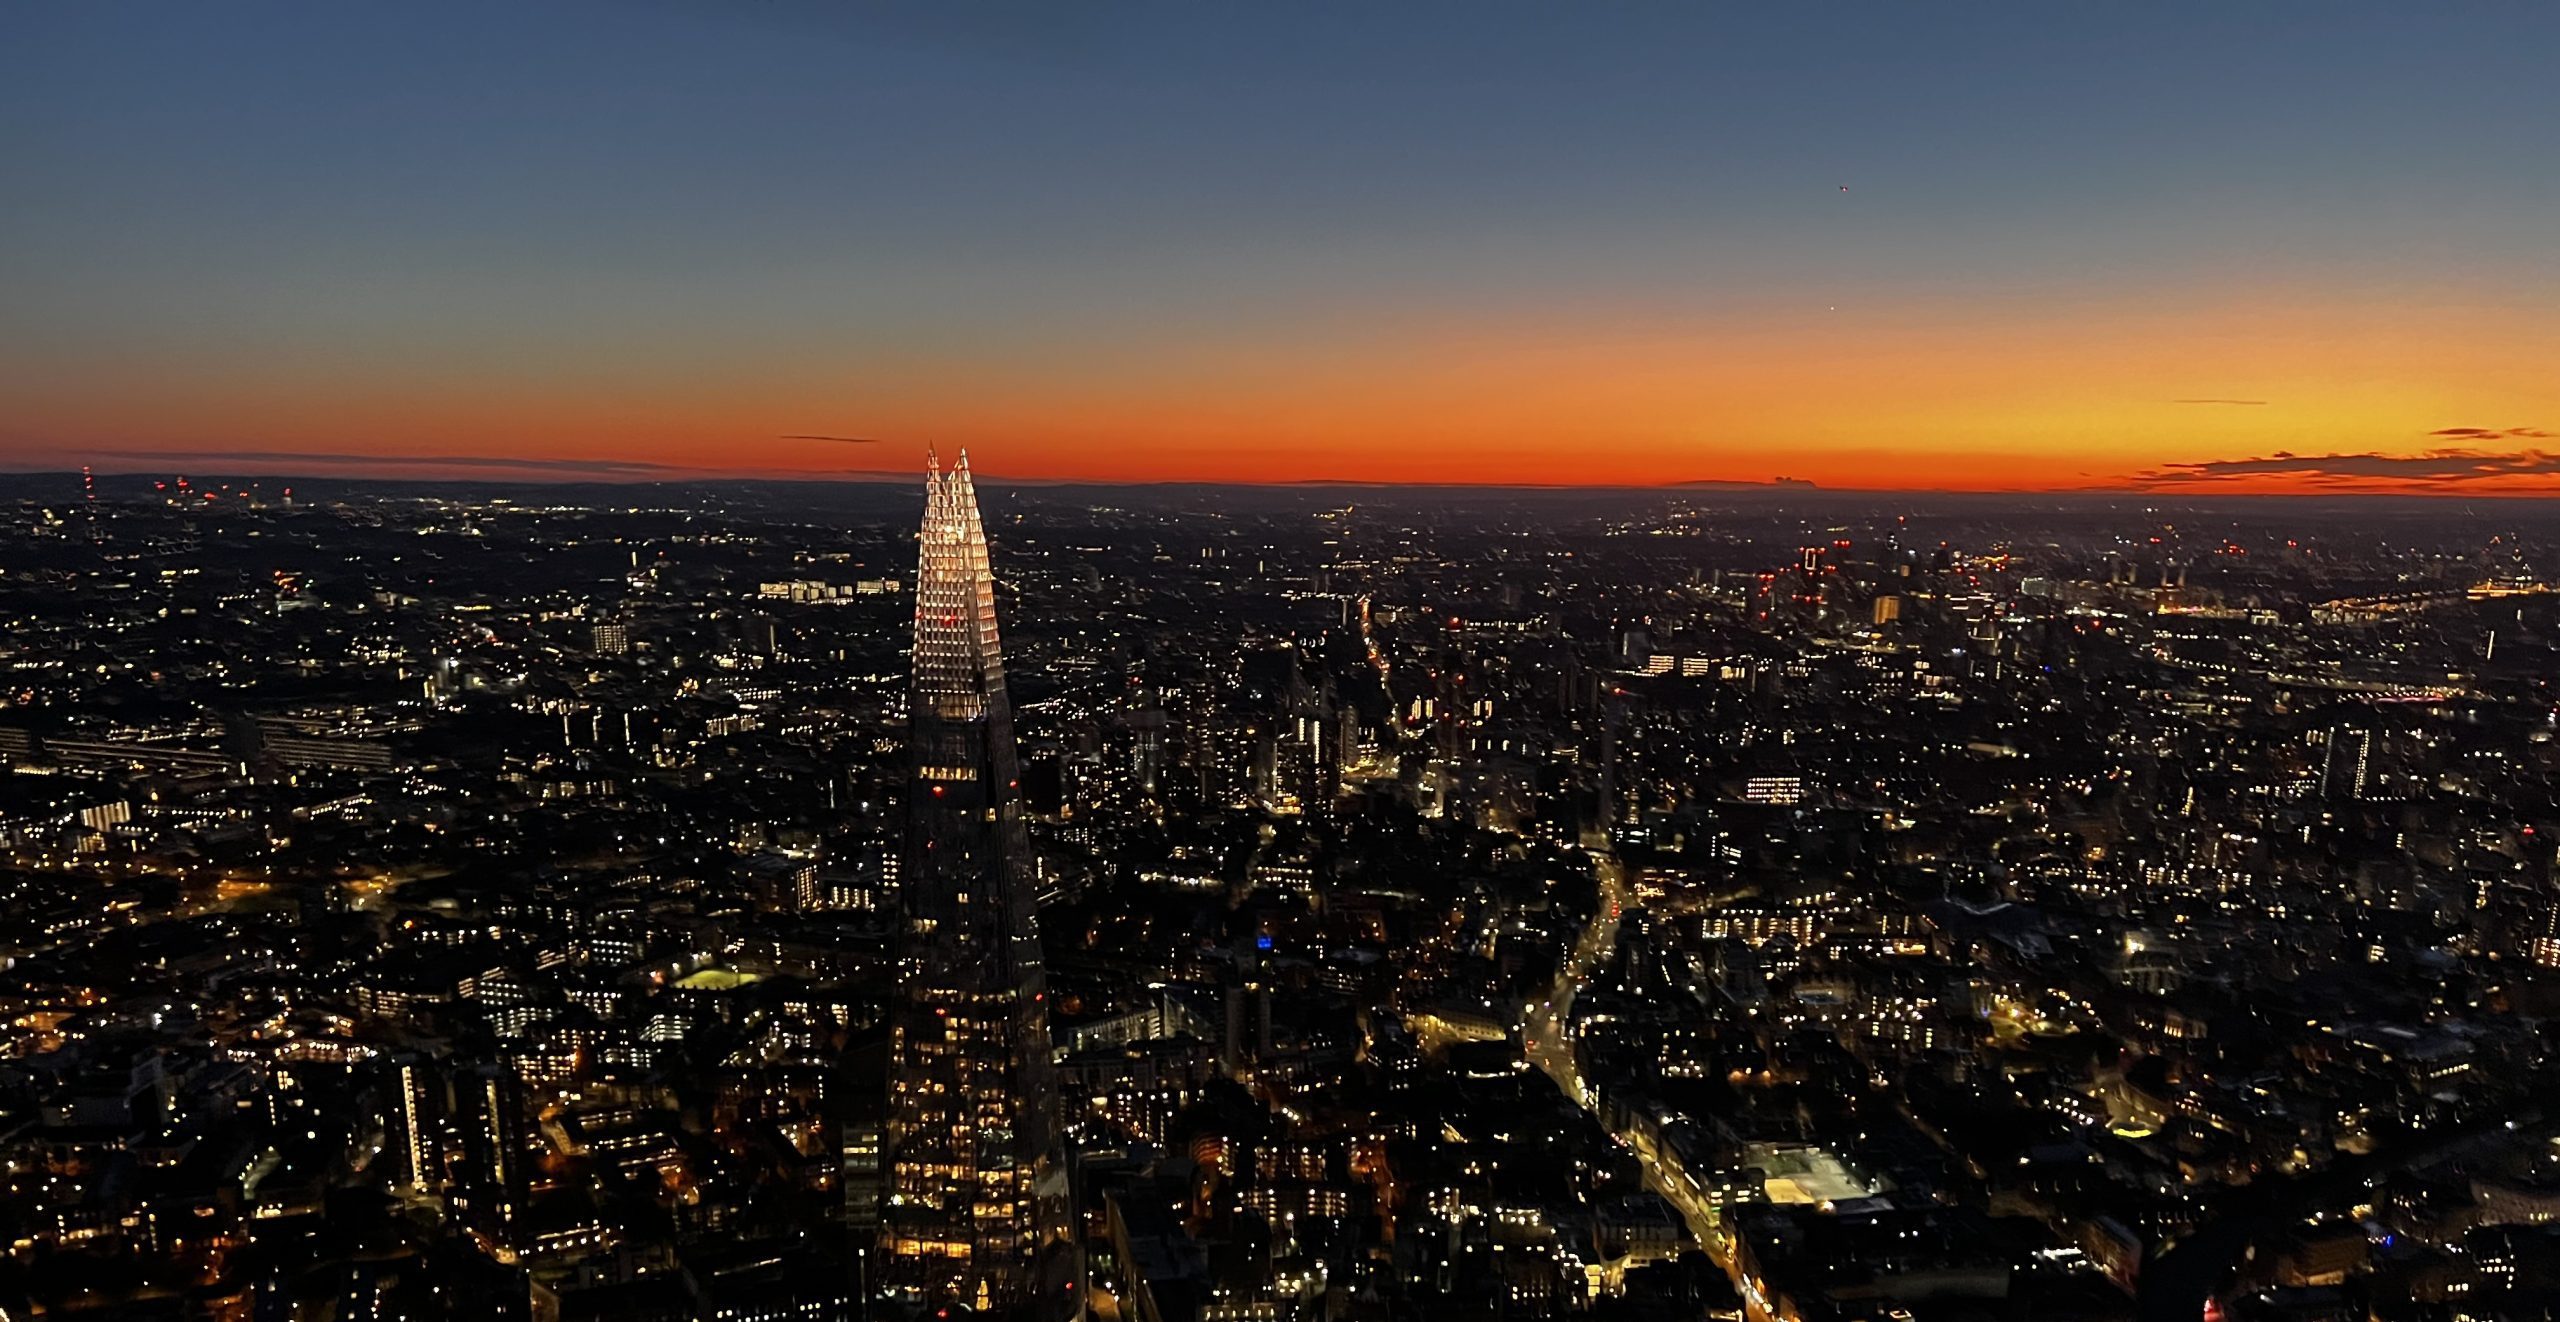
[16,7,2560,1322]
[6,4,2558,494]
[2,458,2557,1320]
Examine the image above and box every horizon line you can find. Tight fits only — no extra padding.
[3,463,2553,500]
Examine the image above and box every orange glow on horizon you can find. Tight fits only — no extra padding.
[8,283,2553,495]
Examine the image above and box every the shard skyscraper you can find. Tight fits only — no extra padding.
[882,451,1062,1315]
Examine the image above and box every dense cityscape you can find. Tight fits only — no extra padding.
[0,465,2554,1321]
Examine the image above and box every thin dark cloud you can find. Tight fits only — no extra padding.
[2135,446,2560,487]
[2132,423,2560,488]
[2430,426,2553,440]
[93,449,696,476]
[2170,398,2269,406]
[778,434,889,445]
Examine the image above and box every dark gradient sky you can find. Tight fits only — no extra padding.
[5,3,2557,490]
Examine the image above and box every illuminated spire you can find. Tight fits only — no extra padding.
[913,447,1004,722]
[884,451,1061,1313]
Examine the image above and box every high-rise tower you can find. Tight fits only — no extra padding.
[882,452,1062,1313]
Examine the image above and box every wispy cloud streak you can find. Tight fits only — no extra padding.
[2134,435,2560,489]
[93,449,695,476]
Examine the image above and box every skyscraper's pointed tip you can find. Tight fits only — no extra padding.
[954,448,972,474]
[925,443,942,477]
